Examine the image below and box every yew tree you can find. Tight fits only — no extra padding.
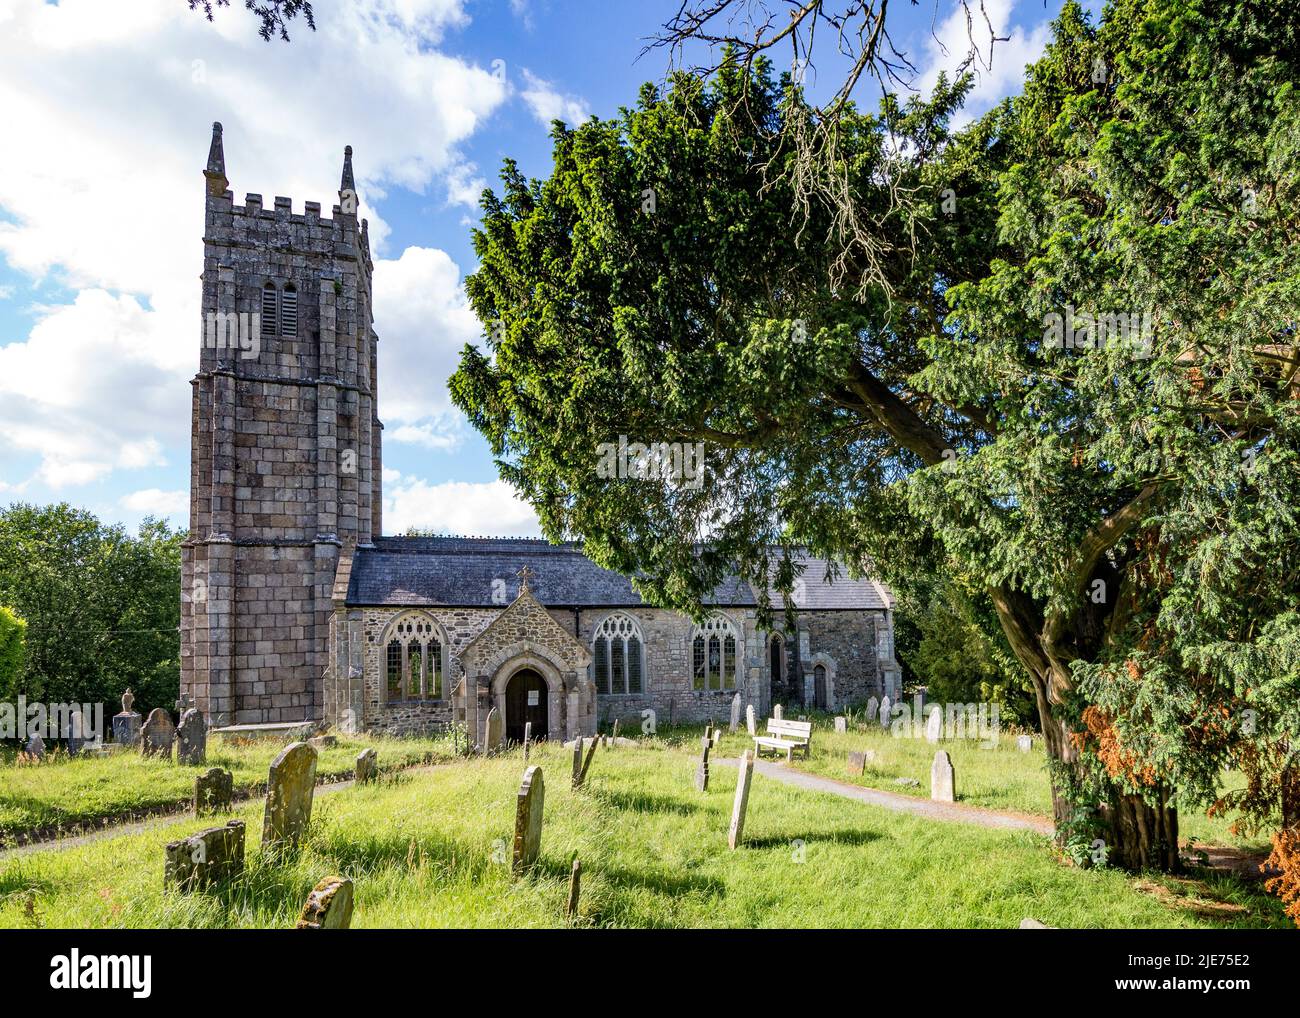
[451,0,1300,882]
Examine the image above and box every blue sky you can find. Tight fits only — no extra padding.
[0,0,1098,536]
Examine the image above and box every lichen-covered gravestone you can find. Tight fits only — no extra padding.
[195,767,233,815]
[694,736,711,792]
[745,704,756,737]
[930,750,955,803]
[729,693,741,733]
[164,819,245,890]
[571,737,584,788]
[23,732,45,761]
[847,750,870,775]
[1017,735,1033,753]
[483,707,503,755]
[355,747,377,784]
[925,706,943,744]
[834,716,847,734]
[866,696,879,722]
[512,765,545,875]
[308,734,337,751]
[566,858,581,920]
[177,708,207,766]
[879,696,892,729]
[113,688,142,747]
[262,742,318,854]
[296,876,354,929]
[728,751,755,850]
[140,708,176,759]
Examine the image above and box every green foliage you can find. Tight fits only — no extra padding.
[0,504,183,715]
[0,605,26,698]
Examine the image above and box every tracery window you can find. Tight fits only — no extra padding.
[381,612,445,702]
[691,613,738,692]
[592,612,644,695]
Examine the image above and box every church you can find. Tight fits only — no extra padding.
[180,125,902,745]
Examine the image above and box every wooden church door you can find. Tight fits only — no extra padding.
[505,669,548,744]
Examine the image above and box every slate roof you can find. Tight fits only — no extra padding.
[346,536,891,611]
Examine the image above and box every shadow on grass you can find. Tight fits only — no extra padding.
[589,788,703,818]
[743,827,882,850]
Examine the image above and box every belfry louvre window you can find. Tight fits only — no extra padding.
[382,612,445,702]
[592,612,644,695]
[691,613,739,692]
[280,284,298,337]
[261,283,278,337]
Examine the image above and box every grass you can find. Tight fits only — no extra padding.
[696,714,1272,853]
[0,739,1288,929]
[0,733,452,846]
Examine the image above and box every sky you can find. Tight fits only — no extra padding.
[0,0,1099,538]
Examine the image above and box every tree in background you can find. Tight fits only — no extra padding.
[452,0,1300,884]
[0,505,183,715]
[0,604,26,698]
[187,0,314,41]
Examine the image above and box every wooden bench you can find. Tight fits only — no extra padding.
[753,719,812,762]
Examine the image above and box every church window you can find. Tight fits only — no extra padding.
[281,283,298,337]
[381,612,446,702]
[592,612,645,696]
[691,613,740,691]
[261,283,278,337]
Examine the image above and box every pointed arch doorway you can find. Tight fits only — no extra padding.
[505,668,548,744]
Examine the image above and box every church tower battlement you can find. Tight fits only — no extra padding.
[182,122,383,726]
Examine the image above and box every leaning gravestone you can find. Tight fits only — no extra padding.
[195,766,233,815]
[263,742,318,854]
[578,735,599,785]
[1017,735,1033,753]
[141,707,176,759]
[308,734,337,751]
[694,736,711,792]
[164,819,245,891]
[566,858,582,920]
[512,765,545,875]
[879,696,892,729]
[113,688,143,747]
[866,696,879,722]
[925,706,943,745]
[834,716,847,734]
[728,750,755,850]
[483,707,503,755]
[355,748,378,784]
[296,876,354,929]
[729,693,741,733]
[571,738,584,788]
[931,750,955,803]
[177,708,207,766]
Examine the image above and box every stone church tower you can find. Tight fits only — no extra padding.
[181,123,382,727]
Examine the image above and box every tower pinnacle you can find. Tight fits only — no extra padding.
[339,145,357,213]
[204,121,228,198]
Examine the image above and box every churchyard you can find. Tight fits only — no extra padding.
[0,723,1287,929]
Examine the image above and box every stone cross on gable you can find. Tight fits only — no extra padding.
[516,564,537,593]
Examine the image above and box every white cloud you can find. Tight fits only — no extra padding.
[520,68,591,127]
[119,488,188,515]
[384,474,541,536]
[916,0,1052,124]
[0,0,508,492]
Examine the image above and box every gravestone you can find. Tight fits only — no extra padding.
[728,750,755,850]
[523,721,532,761]
[571,738,584,788]
[566,858,581,920]
[113,688,142,747]
[512,765,545,874]
[296,876,354,929]
[1019,917,1055,929]
[834,716,847,734]
[577,736,599,786]
[177,708,207,766]
[930,750,955,803]
[729,693,741,733]
[483,707,503,755]
[164,819,245,891]
[925,706,943,744]
[879,696,892,729]
[611,719,620,743]
[24,732,45,761]
[195,766,233,815]
[1017,735,1033,753]
[308,734,337,750]
[694,735,711,792]
[745,704,756,737]
[262,742,318,854]
[140,708,176,759]
[847,750,870,775]
[711,729,721,748]
[355,748,377,784]
[65,710,88,756]
[866,696,879,722]
[773,704,783,721]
